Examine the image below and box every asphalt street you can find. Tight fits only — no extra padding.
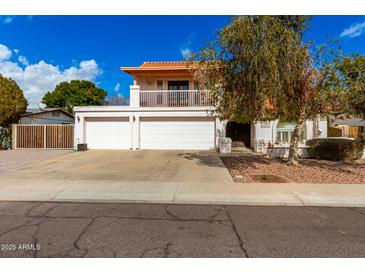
[0,201,364,258]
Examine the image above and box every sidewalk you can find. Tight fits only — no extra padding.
[0,177,364,207]
[174,182,365,207]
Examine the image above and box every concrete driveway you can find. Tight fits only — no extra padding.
[0,150,234,203]
[0,149,72,172]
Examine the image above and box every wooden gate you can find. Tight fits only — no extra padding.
[12,124,74,149]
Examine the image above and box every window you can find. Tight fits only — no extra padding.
[167,81,189,90]
[52,111,60,117]
[168,81,189,106]
[275,122,306,144]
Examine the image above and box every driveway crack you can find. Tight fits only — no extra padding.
[49,181,86,201]
[154,159,172,181]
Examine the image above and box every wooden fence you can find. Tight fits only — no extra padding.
[12,124,74,149]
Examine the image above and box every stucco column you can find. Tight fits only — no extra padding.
[74,113,85,149]
[129,114,134,149]
[215,119,227,148]
[133,115,140,150]
[130,85,140,107]
[11,124,16,150]
[312,115,319,139]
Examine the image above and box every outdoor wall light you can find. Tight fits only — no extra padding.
[77,116,80,123]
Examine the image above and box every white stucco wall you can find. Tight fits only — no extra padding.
[129,85,140,107]
[318,119,328,138]
[254,121,276,142]
[215,119,227,148]
[252,121,276,153]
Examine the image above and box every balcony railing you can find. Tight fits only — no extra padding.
[139,90,213,107]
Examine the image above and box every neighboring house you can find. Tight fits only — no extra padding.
[329,116,365,140]
[73,61,327,151]
[20,108,74,124]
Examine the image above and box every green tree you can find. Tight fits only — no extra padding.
[42,80,107,113]
[194,16,358,165]
[0,74,27,127]
[0,75,27,148]
[325,54,365,119]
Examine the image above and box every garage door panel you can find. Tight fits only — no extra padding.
[140,117,215,149]
[86,117,130,149]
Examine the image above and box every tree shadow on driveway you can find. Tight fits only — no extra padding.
[177,151,227,168]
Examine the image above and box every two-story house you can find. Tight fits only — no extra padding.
[73,61,327,152]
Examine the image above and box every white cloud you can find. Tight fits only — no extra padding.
[18,55,29,66]
[180,32,196,59]
[181,48,192,59]
[13,49,19,54]
[114,83,120,92]
[340,21,365,38]
[0,44,12,61]
[0,43,102,107]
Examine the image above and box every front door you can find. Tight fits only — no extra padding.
[226,122,251,148]
[168,81,189,106]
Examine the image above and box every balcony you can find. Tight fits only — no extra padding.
[139,90,213,107]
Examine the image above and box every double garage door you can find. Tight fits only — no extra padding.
[86,117,215,149]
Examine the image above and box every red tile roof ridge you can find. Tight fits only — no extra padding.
[141,61,197,67]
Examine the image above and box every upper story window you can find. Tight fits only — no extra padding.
[275,122,306,145]
[168,81,189,91]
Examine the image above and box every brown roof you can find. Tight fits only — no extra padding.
[121,61,198,76]
[21,108,74,118]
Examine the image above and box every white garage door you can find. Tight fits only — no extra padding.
[140,117,215,149]
[86,117,131,149]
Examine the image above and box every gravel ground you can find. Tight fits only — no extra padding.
[221,155,365,184]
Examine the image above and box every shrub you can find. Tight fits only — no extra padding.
[306,138,364,161]
[0,127,11,149]
[328,127,343,137]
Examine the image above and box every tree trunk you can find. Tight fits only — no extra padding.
[287,119,305,165]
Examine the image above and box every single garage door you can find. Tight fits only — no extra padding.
[140,117,215,149]
[86,117,131,149]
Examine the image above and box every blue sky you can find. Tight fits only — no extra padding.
[0,15,364,107]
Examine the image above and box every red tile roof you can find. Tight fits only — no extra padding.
[121,61,198,73]
[140,61,197,68]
